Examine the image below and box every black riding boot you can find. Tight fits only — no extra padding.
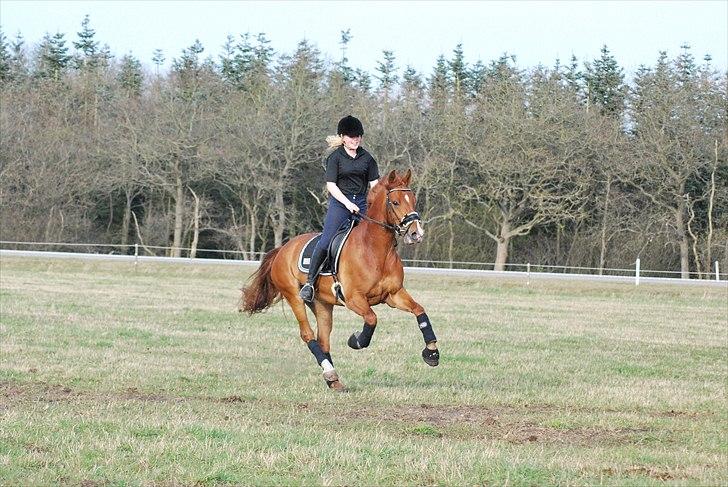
[300,247,326,303]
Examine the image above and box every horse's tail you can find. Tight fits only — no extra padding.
[240,247,282,315]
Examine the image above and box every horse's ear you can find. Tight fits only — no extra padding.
[387,170,397,185]
[402,168,412,186]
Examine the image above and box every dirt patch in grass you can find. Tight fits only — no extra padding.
[602,466,678,481]
[1,380,80,404]
[0,380,249,406]
[362,403,654,446]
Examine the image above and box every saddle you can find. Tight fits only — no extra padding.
[298,219,357,276]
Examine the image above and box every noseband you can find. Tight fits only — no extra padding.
[358,187,421,236]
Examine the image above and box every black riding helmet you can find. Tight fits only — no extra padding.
[337,115,364,137]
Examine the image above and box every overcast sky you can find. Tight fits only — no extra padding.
[1,0,726,76]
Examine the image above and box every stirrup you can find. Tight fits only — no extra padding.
[299,283,314,303]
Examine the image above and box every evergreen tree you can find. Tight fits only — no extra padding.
[73,14,99,69]
[402,65,423,94]
[9,33,29,80]
[563,54,583,98]
[469,59,486,96]
[354,68,371,92]
[37,32,72,80]
[584,45,625,116]
[173,39,204,73]
[219,35,236,82]
[428,54,449,105]
[118,53,143,96]
[251,33,274,77]
[0,30,10,82]
[152,48,165,76]
[337,29,354,83]
[375,49,398,95]
[448,43,468,95]
[219,33,271,90]
[675,43,696,86]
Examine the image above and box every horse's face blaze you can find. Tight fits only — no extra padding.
[388,175,424,245]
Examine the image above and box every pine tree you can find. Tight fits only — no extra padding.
[118,53,143,96]
[402,65,423,94]
[584,45,625,116]
[375,50,398,95]
[354,68,371,92]
[563,54,583,98]
[152,49,165,76]
[0,30,10,82]
[448,43,468,96]
[37,32,72,80]
[73,14,99,69]
[173,39,204,73]
[675,43,696,86]
[251,33,274,77]
[337,29,354,83]
[428,54,449,105]
[9,32,28,80]
[469,60,486,96]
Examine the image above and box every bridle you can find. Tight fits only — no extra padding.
[356,187,421,236]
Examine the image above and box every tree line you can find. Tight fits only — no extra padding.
[1,18,726,278]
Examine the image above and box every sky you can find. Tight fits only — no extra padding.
[1,0,726,77]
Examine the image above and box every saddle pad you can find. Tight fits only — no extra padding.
[298,219,357,276]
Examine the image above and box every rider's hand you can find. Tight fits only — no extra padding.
[347,202,360,214]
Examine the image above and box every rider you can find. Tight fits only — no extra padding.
[299,115,380,303]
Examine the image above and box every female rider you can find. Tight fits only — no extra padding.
[299,115,380,303]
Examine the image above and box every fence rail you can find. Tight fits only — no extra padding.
[0,241,725,286]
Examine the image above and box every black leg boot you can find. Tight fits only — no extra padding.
[300,247,326,303]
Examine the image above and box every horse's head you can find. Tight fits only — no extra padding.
[382,169,424,244]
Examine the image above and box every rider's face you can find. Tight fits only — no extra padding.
[342,134,362,151]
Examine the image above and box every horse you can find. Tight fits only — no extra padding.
[239,169,439,390]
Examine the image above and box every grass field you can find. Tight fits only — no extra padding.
[1,256,726,486]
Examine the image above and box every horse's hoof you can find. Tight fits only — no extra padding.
[323,369,339,382]
[348,332,363,350]
[422,347,439,367]
[326,379,347,392]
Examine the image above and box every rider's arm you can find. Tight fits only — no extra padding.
[326,182,358,213]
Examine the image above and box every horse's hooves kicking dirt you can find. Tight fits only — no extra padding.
[422,347,440,366]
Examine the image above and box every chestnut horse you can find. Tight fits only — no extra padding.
[240,169,439,390]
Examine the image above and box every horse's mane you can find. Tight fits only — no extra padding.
[366,177,388,206]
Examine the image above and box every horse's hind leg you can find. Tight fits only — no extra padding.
[280,290,341,388]
[386,288,439,367]
[313,300,345,391]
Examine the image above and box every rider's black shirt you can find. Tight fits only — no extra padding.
[324,146,379,196]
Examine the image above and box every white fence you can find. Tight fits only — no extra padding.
[1,241,725,288]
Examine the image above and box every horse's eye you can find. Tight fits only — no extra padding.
[392,201,400,206]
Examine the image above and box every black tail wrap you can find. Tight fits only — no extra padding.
[416,313,437,344]
[307,340,327,365]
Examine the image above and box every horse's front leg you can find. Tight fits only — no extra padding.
[345,294,378,350]
[386,288,439,366]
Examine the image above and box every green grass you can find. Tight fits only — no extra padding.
[1,256,726,485]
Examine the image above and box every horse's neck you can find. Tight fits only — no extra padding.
[354,198,396,257]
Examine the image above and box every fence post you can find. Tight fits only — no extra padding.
[134,243,139,270]
[527,262,531,286]
[635,258,640,286]
[716,261,720,282]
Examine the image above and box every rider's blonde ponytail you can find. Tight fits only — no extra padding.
[326,134,343,148]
